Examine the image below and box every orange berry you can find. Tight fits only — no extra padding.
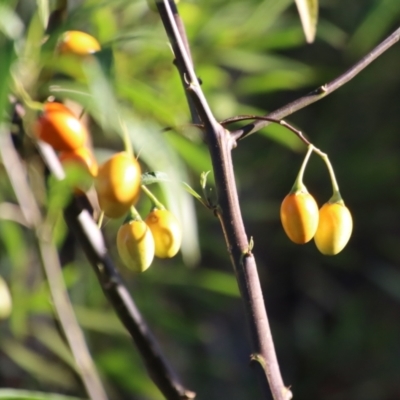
[35,102,89,151]
[95,152,141,219]
[280,191,319,244]
[58,30,101,56]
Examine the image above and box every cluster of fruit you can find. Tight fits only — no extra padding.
[33,30,182,273]
[280,146,353,255]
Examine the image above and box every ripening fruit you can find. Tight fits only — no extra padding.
[58,30,101,56]
[95,152,141,219]
[35,102,89,151]
[0,276,12,320]
[117,219,155,272]
[314,202,353,255]
[145,208,182,258]
[59,147,98,177]
[280,191,319,244]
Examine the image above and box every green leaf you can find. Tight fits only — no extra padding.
[36,0,49,29]
[0,389,84,400]
[0,40,15,122]
[0,4,24,40]
[32,323,76,370]
[294,0,318,43]
[141,171,170,186]
[2,340,76,389]
[261,123,304,151]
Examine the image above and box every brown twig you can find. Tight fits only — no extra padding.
[232,26,400,141]
[220,114,311,146]
[157,1,291,399]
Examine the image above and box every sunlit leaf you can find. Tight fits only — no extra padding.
[294,0,318,43]
[36,0,49,29]
[141,171,170,186]
[0,389,83,400]
[0,4,24,40]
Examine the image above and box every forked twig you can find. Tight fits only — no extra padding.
[220,114,311,146]
[232,26,400,141]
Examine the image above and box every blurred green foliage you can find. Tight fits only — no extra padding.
[0,0,399,400]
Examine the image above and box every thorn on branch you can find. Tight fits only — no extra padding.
[316,84,328,94]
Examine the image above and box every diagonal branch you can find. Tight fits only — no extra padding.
[37,141,196,400]
[232,26,400,141]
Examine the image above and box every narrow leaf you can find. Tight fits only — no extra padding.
[36,0,50,29]
[0,389,83,400]
[294,0,318,43]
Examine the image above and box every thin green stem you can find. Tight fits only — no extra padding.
[312,147,343,203]
[12,74,43,112]
[120,117,133,158]
[291,145,314,193]
[97,211,104,229]
[141,185,165,210]
[128,205,142,221]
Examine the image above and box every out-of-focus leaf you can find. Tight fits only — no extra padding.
[36,0,49,29]
[0,389,83,400]
[0,4,24,40]
[236,69,317,94]
[0,40,15,121]
[316,19,347,49]
[147,266,239,297]
[97,349,163,399]
[73,306,127,336]
[0,274,12,319]
[141,171,170,186]
[164,132,213,180]
[2,339,76,389]
[261,123,304,151]
[345,0,400,58]
[32,323,76,370]
[294,0,318,43]
[0,220,26,267]
[194,269,239,297]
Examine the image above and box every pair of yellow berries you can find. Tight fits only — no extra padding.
[280,190,353,255]
[117,209,182,273]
